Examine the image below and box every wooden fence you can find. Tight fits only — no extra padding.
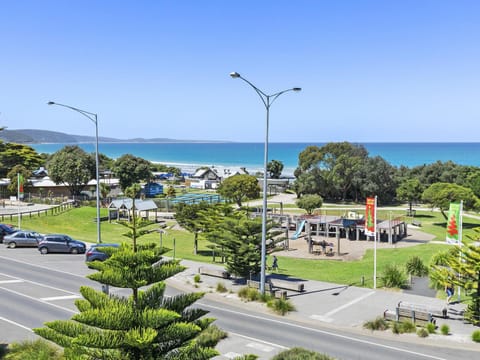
[0,201,75,222]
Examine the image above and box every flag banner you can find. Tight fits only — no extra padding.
[18,174,24,200]
[446,202,461,244]
[365,197,376,236]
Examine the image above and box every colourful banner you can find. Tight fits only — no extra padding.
[446,202,461,244]
[18,174,24,200]
[365,197,376,236]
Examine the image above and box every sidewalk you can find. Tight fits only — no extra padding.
[167,259,480,351]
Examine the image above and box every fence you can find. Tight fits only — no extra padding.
[0,201,75,222]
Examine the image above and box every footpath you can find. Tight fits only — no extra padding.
[166,258,480,354]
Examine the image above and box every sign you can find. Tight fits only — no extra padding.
[365,197,376,236]
[446,202,462,244]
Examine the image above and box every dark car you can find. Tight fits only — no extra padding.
[3,230,42,248]
[0,223,17,243]
[37,234,86,254]
[85,243,119,262]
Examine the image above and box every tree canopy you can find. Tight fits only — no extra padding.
[113,154,153,191]
[422,182,480,219]
[217,174,260,207]
[47,145,95,196]
[296,194,323,215]
[0,141,44,177]
[267,159,284,179]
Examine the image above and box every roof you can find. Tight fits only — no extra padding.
[108,198,157,211]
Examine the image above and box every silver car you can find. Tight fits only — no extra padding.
[3,230,42,248]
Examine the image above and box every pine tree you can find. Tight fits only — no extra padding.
[430,232,480,325]
[34,185,222,359]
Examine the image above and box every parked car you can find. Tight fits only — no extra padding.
[85,243,119,262]
[0,223,17,243]
[3,230,42,248]
[37,234,86,254]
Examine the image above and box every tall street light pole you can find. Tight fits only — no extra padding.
[230,72,301,294]
[48,101,101,244]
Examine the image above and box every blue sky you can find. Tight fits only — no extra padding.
[1,1,479,142]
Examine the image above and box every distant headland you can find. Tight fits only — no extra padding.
[0,129,230,144]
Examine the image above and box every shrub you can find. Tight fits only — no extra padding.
[440,324,450,335]
[363,317,389,331]
[380,264,408,289]
[405,256,429,277]
[234,355,259,360]
[272,347,334,360]
[426,322,436,334]
[391,320,416,334]
[471,330,480,343]
[216,282,228,293]
[238,287,261,302]
[417,328,429,338]
[391,321,402,334]
[5,339,63,360]
[400,320,416,333]
[196,325,228,347]
[193,274,201,283]
[267,298,296,315]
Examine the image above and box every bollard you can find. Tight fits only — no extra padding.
[361,275,365,286]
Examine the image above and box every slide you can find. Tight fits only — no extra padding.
[291,220,306,240]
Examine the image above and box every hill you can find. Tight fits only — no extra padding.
[0,129,216,144]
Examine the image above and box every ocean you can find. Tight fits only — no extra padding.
[30,142,480,176]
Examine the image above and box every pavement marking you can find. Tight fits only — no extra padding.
[0,271,79,296]
[322,290,375,317]
[41,295,81,301]
[0,316,33,332]
[200,302,448,360]
[246,342,275,352]
[228,331,288,350]
[0,279,24,284]
[0,286,77,314]
[223,352,242,359]
[0,255,88,279]
[309,314,334,322]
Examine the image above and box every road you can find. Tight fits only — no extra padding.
[0,247,478,360]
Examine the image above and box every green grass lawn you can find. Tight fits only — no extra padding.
[17,205,480,288]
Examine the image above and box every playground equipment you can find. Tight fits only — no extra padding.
[290,219,306,240]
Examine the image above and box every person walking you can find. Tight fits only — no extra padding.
[272,255,279,271]
[445,284,454,304]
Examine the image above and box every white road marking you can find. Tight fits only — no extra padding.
[224,352,242,359]
[0,255,88,279]
[322,291,375,317]
[41,295,81,301]
[228,331,288,350]
[199,302,448,360]
[0,286,77,314]
[0,279,24,284]
[0,271,79,296]
[0,316,33,332]
[246,342,275,352]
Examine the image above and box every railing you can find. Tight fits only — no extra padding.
[0,201,75,222]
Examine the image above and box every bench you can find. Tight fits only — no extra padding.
[247,280,273,293]
[198,266,230,279]
[269,279,305,292]
[396,307,434,326]
[247,280,287,299]
[398,301,447,319]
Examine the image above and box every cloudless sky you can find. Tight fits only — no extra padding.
[1,0,479,142]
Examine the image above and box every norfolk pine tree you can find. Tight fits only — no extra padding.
[34,184,222,359]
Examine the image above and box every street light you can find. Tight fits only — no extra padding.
[47,101,101,244]
[230,72,301,294]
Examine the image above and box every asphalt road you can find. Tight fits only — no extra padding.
[0,246,478,360]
